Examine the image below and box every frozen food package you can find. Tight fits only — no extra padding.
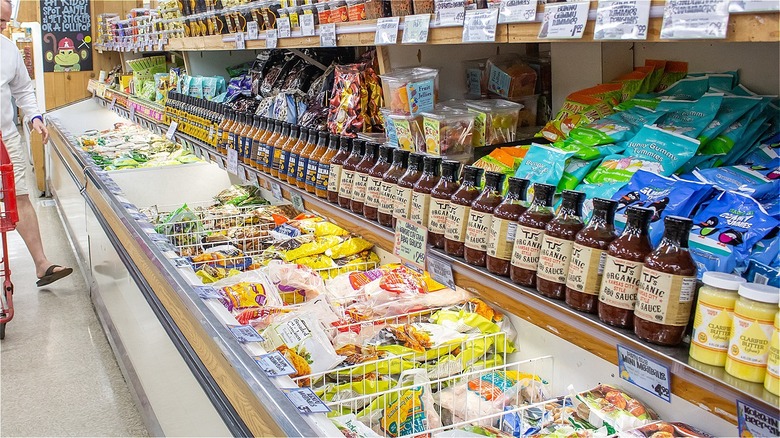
[619,421,714,437]
[365,322,469,361]
[574,384,658,434]
[263,260,325,305]
[331,413,382,438]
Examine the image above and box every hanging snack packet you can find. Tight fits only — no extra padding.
[514,144,575,192]
[568,106,665,147]
[656,93,724,138]
[654,61,689,92]
[624,124,701,175]
[689,191,779,277]
[698,95,762,146]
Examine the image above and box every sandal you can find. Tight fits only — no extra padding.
[36,265,73,287]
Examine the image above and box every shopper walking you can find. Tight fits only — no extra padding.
[1,0,72,286]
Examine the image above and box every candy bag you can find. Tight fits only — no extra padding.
[567,106,665,147]
[643,59,668,93]
[694,161,780,201]
[654,61,689,92]
[576,181,629,221]
[583,154,664,184]
[624,124,701,175]
[558,158,603,192]
[325,237,375,259]
[701,98,772,155]
[656,93,724,138]
[514,144,575,194]
[698,95,762,146]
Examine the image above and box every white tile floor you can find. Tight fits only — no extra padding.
[0,185,147,435]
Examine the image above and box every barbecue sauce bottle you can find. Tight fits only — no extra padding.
[378,149,409,227]
[306,132,329,194]
[537,190,586,300]
[270,122,291,178]
[327,136,351,203]
[598,206,654,329]
[339,139,364,209]
[364,145,394,221]
[261,121,281,173]
[250,118,268,170]
[286,127,308,185]
[394,153,425,228]
[277,124,299,179]
[565,198,619,313]
[464,171,506,267]
[351,142,380,214]
[242,115,259,164]
[445,166,484,258]
[634,216,697,346]
[296,128,318,190]
[486,177,530,277]
[428,161,461,249]
[409,156,442,227]
[510,183,555,287]
[315,134,339,199]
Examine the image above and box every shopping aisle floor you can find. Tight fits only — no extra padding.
[0,191,147,436]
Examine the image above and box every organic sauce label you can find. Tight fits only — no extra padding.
[537,236,574,284]
[327,164,343,192]
[566,245,607,295]
[339,170,355,199]
[598,256,643,310]
[365,176,383,208]
[487,217,516,260]
[409,192,431,226]
[692,302,734,353]
[428,199,450,234]
[464,210,493,251]
[635,268,697,326]
[352,173,369,202]
[510,225,545,270]
[728,314,774,366]
[394,186,414,219]
[445,204,470,242]
[378,182,396,214]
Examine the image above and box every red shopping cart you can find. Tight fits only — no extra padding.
[0,134,19,339]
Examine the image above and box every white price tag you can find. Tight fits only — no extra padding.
[277,17,291,38]
[247,20,259,40]
[394,217,428,271]
[375,17,400,45]
[434,0,465,26]
[109,97,117,110]
[227,324,265,343]
[660,0,730,39]
[195,286,223,300]
[266,29,278,49]
[172,257,191,268]
[617,345,671,402]
[499,0,538,24]
[149,233,169,243]
[462,8,499,42]
[227,148,239,175]
[427,251,456,289]
[320,23,337,47]
[538,1,590,39]
[291,193,305,211]
[235,31,246,49]
[270,182,283,200]
[255,351,297,376]
[129,105,136,121]
[737,401,779,438]
[300,13,316,36]
[158,38,165,50]
[166,121,178,140]
[594,0,651,40]
[402,14,431,44]
[281,387,331,414]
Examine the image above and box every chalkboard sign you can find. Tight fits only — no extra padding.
[40,0,93,72]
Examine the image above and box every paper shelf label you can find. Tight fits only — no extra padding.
[195,286,222,300]
[300,13,315,36]
[227,148,239,175]
[247,21,259,40]
[660,0,730,39]
[166,121,178,140]
[282,387,331,414]
[462,8,499,43]
[434,0,466,26]
[320,23,337,47]
[394,217,428,271]
[594,0,651,40]
[499,0,538,24]
[228,324,265,343]
[427,251,456,290]
[617,345,671,403]
[402,14,431,44]
[255,351,296,376]
[172,257,191,268]
[291,193,305,211]
[270,181,283,200]
[538,1,590,39]
[737,400,779,438]
[235,32,246,49]
[375,17,400,45]
[277,17,292,38]
[266,29,278,48]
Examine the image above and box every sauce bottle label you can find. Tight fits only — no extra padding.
[445,204,471,242]
[428,199,450,234]
[394,186,414,219]
[315,162,330,190]
[327,164,342,192]
[487,217,516,260]
[339,170,355,199]
[727,313,774,366]
[352,173,369,202]
[279,150,291,174]
[537,235,574,284]
[296,157,309,182]
[635,267,696,326]
[465,210,493,251]
[692,301,734,353]
[566,245,606,295]
[510,225,545,270]
[598,256,643,310]
[378,182,396,214]
[365,176,383,208]
[410,192,431,226]
[306,159,320,185]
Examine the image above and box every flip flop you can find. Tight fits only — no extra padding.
[36,265,73,287]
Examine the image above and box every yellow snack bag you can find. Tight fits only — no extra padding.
[314,221,350,237]
[325,237,374,259]
[283,236,342,261]
[295,254,337,270]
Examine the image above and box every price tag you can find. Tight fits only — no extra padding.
[255,351,297,376]
[157,38,165,51]
[109,97,117,110]
[149,233,169,243]
[129,105,136,121]
[291,193,305,211]
[394,217,428,271]
[227,148,239,175]
[499,0,538,23]
[266,29,278,49]
[235,31,246,49]
[195,286,223,300]
[281,387,331,414]
[247,20,259,40]
[462,8,499,43]
[270,182,283,200]
[434,0,465,26]
[402,14,430,44]
[375,17,400,45]
[737,400,779,438]
[594,0,651,40]
[227,324,265,343]
[538,1,590,39]
[427,251,456,289]
[166,121,178,140]
[277,16,291,38]
[172,257,191,268]
[660,0,730,39]
[320,23,337,47]
[617,345,671,403]
[300,13,316,36]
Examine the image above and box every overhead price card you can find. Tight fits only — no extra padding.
[434,0,465,26]
[462,8,499,42]
[394,217,427,271]
[375,17,400,45]
[499,0,538,24]
[402,14,431,44]
[660,0,730,39]
[538,1,590,39]
[594,0,651,40]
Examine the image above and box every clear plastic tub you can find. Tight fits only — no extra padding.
[465,99,522,146]
[513,94,538,128]
[485,54,538,100]
[421,109,475,161]
[388,114,425,152]
[379,67,439,115]
[380,107,399,147]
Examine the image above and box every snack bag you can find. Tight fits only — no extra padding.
[319,374,394,411]
[621,421,715,438]
[698,95,762,146]
[655,93,724,138]
[583,154,664,185]
[576,180,629,221]
[655,76,708,101]
[325,237,375,259]
[612,68,651,102]
[694,161,780,201]
[654,61,689,92]
[365,322,469,361]
[643,59,668,93]
[574,384,658,434]
[263,261,325,305]
[624,124,701,175]
[538,90,616,142]
[514,144,575,194]
[330,414,382,438]
[364,369,443,437]
[701,99,772,156]
[567,106,666,147]
[284,236,343,261]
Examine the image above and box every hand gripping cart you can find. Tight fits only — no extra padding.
[0,134,19,339]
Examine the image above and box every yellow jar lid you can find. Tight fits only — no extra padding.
[702,272,746,291]
[738,283,780,304]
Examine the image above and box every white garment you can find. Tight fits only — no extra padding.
[1,34,42,139]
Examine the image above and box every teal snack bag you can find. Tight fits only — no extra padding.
[202,77,218,100]
[575,181,628,221]
[656,93,724,138]
[558,158,602,192]
[721,118,773,167]
[572,143,626,161]
[614,97,661,112]
[514,144,575,196]
[583,154,665,184]
[698,96,762,146]
[743,131,780,166]
[701,102,768,155]
[189,76,203,99]
[657,76,709,100]
[568,106,666,147]
[624,124,701,175]
[705,73,739,91]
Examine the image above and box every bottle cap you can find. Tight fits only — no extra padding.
[738,283,780,304]
[392,148,410,165]
[378,145,393,161]
[702,272,747,291]
[626,205,653,224]
[423,156,442,174]
[533,183,555,206]
[407,153,424,171]
[507,177,530,201]
[561,190,586,213]
[462,166,484,185]
[484,171,505,190]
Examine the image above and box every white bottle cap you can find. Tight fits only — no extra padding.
[738,283,780,304]
[702,272,747,291]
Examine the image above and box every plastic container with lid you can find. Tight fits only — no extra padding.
[389,114,425,153]
[421,109,475,162]
[380,68,439,115]
[689,272,747,366]
[465,99,522,147]
[765,304,780,396]
[725,283,780,383]
[346,0,366,21]
[381,108,399,147]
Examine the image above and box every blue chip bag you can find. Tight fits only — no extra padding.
[698,96,762,146]
[689,191,779,278]
[656,93,724,138]
[624,125,701,175]
[567,106,666,147]
[694,160,780,201]
[745,260,779,287]
[514,144,575,196]
[612,170,713,245]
